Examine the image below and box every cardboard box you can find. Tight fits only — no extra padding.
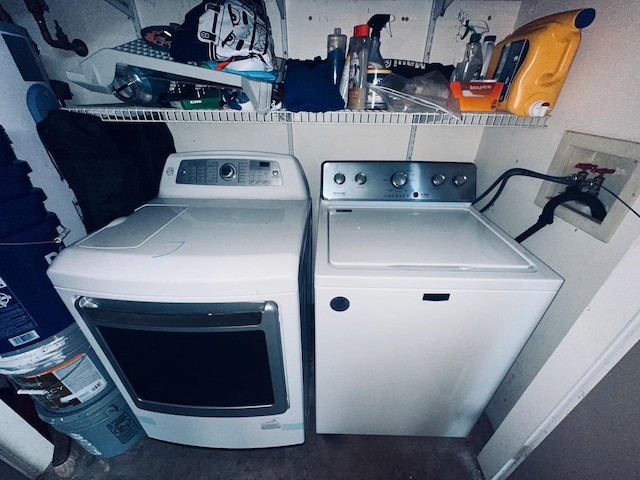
[449,81,504,112]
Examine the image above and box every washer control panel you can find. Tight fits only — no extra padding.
[176,159,283,186]
[321,161,476,202]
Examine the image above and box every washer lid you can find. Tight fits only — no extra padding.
[328,207,534,271]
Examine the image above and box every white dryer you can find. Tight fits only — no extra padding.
[47,151,312,449]
[314,161,562,437]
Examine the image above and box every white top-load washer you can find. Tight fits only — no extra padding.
[47,151,312,449]
[314,161,562,437]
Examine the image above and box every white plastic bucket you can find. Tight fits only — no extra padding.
[0,323,112,412]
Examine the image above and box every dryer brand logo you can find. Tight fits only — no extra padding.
[261,419,282,430]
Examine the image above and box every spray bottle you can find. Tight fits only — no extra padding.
[365,14,393,110]
[367,14,392,69]
[452,20,489,82]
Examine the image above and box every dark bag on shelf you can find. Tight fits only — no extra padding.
[36,110,175,233]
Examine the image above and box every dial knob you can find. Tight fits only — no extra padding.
[453,174,468,187]
[219,163,237,181]
[355,172,367,185]
[431,173,446,186]
[391,172,408,188]
[334,172,346,185]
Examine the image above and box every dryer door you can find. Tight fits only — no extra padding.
[76,298,288,417]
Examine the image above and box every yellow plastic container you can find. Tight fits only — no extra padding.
[486,8,595,117]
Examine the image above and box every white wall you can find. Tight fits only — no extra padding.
[476,0,640,428]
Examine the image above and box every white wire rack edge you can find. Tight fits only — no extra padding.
[62,107,549,127]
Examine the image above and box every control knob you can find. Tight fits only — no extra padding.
[431,173,446,186]
[391,171,408,188]
[219,163,237,181]
[334,172,346,185]
[355,172,367,185]
[453,174,468,187]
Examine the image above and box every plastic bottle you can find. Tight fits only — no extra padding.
[365,14,392,110]
[486,8,596,117]
[366,14,391,69]
[480,35,496,79]
[346,24,370,110]
[327,28,347,86]
[452,20,488,82]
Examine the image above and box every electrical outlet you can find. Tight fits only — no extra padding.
[535,131,640,242]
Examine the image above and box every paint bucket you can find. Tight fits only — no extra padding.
[36,385,145,458]
[0,212,75,353]
[0,323,113,412]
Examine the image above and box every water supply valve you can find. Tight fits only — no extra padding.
[588,167,615,196]
[569,163,598,191]
[574,163,598,172]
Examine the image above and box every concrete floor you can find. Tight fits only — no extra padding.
[2,403,491,480]
[1,353,491,480]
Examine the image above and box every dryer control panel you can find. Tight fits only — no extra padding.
[158,151,309,200]
[176,158,283,186]
[321,161,476,202]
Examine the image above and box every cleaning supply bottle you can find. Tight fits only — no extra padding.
[452,21,488,82]
[365,14,393,110]
[327,28,347,86]
[486,8,596,117]
[366,14,392,69]
[346,24,370,110]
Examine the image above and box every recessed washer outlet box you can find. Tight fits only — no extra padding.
[535,131,640,242]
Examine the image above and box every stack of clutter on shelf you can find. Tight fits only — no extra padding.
[451,8,595,116]
[67,0,277,112]
[0,126,144,459]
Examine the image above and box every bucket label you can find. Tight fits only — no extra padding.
[12,353,108,409]
[0,276,40,347]
[107,411,142,445]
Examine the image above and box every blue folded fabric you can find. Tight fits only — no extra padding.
[283,61,345,112]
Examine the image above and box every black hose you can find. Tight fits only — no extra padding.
[515,191,607,243]
[473,168,578,212]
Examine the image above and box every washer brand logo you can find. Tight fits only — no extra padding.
[261,419,282,430]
